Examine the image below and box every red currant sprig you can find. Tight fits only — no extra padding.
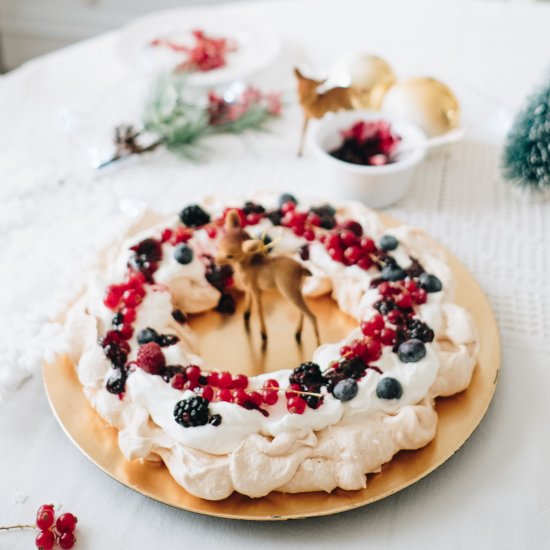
[0,504,78,550]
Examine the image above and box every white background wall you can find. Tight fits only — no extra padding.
[0,0,543,71]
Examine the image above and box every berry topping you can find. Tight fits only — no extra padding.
[174,243,194,264]
[179,204,211,227]
[397,339,427,363]
[310,204,336,229]
[243,201,266,214]
[209,414,223,426]
[333,378,358,401]
[171,373,186,390]
[56,513,78,533]
[59,531,77,549]
[36,507,55,530]
[379,235,399,251]
[341,219,363,237]
[137,327,159,345]
[174,396,210,427]
[35,529,55,550]
[136,342,166,374]
[172,309,188,324]
[185,365,201,382]
[376,377,403,400]
[381,265,406,281]
[289,362,323,395]
[157,334,180,347]
[106,369,127,395]
[130,238,163,262]
[418,272,443,293]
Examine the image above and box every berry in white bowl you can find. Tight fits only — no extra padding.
[309,110,426,208]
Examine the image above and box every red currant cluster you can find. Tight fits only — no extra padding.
[279,200,322,241]
[35,505,78,549]
[377,279,428,308]
[320,226,378,269]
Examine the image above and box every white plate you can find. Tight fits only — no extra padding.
[117,8,281,87]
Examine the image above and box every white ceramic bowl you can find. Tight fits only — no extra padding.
[309,110,426,208]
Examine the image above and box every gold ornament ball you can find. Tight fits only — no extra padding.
[381,77,460,137]
[330,54,396,110]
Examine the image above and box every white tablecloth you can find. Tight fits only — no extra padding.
[1,1,550,548]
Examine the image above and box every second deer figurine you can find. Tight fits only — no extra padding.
[216,209,320,346]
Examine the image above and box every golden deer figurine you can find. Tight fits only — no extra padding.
[216,210,320,346]
[294,67,354,156]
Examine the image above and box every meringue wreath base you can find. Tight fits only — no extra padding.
[47,200,500,516]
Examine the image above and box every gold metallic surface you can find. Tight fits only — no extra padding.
[348,55,397,110]
[42,214,500,520]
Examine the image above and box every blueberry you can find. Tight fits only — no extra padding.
[379,235,399,251]
[174,244,194,265]
[137,327,159,345]
[179,204,210,227]
[279,193,297,206]
[333,378,358,401]
[381,265,406,281]
[376,377,403,400]
[419,273,443,293]
[397,339,426,363]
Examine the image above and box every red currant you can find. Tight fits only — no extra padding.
[122,307,137,323]
[128,271,146,288]
[413,289,428,305]
[379,328,397,346]
[350,339,367,358]
[171,373,186,390]
[396,293,412,309]
[341,220,363,237]
[246,213,262,225]
[217,372,233,389]
[35,530,55,550]
[387,309,404,325]
[360,314,385,337]
[122,287,145,308]
[340,229,358,247]
[248,391,263,407]
[217,389,232,402]
[232,389,248,406]
[364,340,382,362]
[328,247,344,263]
[59,531,76,550]
[263,379,279,390]
[161,228,173,243]
[285,383,301,399]
[343,245,363,265]
[378,282,393,297]
[205,226,217,239]
[287,396,306,414]
[184,380,198,391]
[185,365,201,382]
[36,507,55,530]
[231,374,248,390]
[307,213,321,227]
[357,256,373,270]
[281,201,296,214]
[325,234,341,250]
[119,323,134,340]
[262,390,279,405]
[201,386,214,402]
[103,285,123,310]
[56,513,78,533]
[360,237,376,253]
[304,228,315,241]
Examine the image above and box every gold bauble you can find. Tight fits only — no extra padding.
[330,54,396,110]
[381,77,460,137]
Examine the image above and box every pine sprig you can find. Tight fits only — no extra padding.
[502,80,550,193]
[100,75,281,168]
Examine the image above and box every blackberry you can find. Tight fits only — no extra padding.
[279,193,298,206]
[299,244,310,261]
[161,365,184,382]
[324,357,366,391]
[174,396,210,428]
[174,244,194,265]
[130,238,163,262]
[179,204,210,227]
[103,341,129,368]
[418,272,442,293]
[106,369,127,395]
[379,235,399,251]
[289,362,323,389]
[243,201,266,214]
[310,205,336,229]
[157,334,180,347]
[265,209,283,226]
[209,414,223,426]
[374,299,395,316]
[205,262,234,291]
[172,309,188,324]
[137,327,159,345]
[406,259,425,279]
[408,319,434,343]
[216,293,236,314]
[112,313,124,328]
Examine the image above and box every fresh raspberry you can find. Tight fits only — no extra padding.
[136,342,165,374]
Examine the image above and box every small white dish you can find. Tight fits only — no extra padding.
[309,110,427,208]
[117,9,281,87]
